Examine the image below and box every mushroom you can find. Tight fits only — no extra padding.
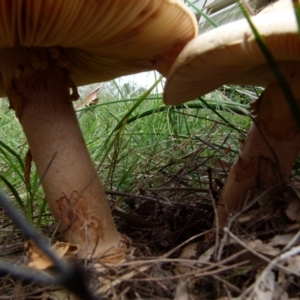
[164,0,300,228]
[0,0,197,259]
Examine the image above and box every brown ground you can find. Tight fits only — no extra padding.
[1,154,300,299]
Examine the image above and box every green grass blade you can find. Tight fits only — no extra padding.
[0,140,24,169]
[293,0,300,36]
[96,76,163,170]
[76,95,160,113]
[112,79,125,99]
[198,97,245,133]
[185,0,219,27]
[35,198,47,228]
[111,77,163,132]
[0,174,25,210]
[0,141,25,183]
[123,100,249,126]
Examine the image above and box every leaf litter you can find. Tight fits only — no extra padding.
[1,134,300,299]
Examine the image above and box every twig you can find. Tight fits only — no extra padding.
[148,187,208,193]
[0,261,55,285]
[194,136,232,160]
[106,190,159,202]
[224,227,300,276]
[212,275,242,294]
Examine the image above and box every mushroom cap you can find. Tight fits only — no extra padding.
[164,0,300,105]
[0,0,198,96]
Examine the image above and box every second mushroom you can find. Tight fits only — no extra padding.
[164,0,300,229]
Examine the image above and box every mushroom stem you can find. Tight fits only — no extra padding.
[216,71,300,228]
[0,47,123,258]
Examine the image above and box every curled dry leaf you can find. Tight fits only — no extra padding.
[247,239,281,257]
[174,243,214,276]
[25,239,78,270]
[24,149,32,188]
[74,83,104,110]
[250,270,288,300]
[269,234,296,247]
[174,242,199,276]
[247,234,299,256]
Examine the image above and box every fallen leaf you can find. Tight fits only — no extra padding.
[247,239,280,257]
[174,243,214,277]
[74,84,103,110]
[249,270,288,300]
[25,240,78,270]
[269,234,295,247]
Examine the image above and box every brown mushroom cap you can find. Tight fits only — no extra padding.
[164,0,300,105]
[0,0,198,96]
